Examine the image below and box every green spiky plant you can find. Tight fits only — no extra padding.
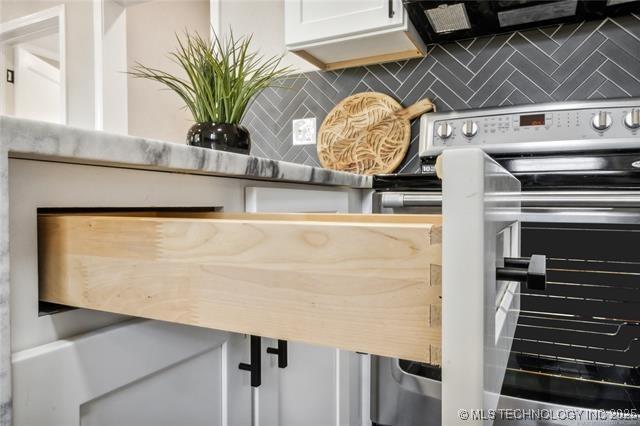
[129,30,292,124]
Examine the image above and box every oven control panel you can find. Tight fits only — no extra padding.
[420,99,640,157]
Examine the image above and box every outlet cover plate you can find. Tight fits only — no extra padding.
[292,118,316,145]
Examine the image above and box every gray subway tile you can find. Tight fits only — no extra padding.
[468,33,513,72]
[552,52,607,100]
[466,34,492,56]
[510,32,559,74]
[430,62,474,100]
[429,80,470,111]
[508,52,557,93]
[430,45,474,82]
[566,72,606,100]
[599,60,640,96]
[468,44,514,90]
[508,89,534,105]
[552,20,602,62]
[440,41,474,65]
[597,40,640,80]
[597,80,630,98]
[598,19,640,58]
[483,81,515,107]
[468,63,515,107]
[367,64,401,91]
[506,71,553,103]
[551,32,605,83]
[549,22,580,46]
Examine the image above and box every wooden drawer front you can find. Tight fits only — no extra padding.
[38,213,442,363]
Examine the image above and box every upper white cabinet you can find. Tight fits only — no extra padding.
[284,0,426,70]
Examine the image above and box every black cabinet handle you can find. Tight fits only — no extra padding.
[238,335,261,387]
[266,339,288,369]
[388,0,395,18]
[497,254,546,291]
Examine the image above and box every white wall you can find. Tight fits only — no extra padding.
[215,0,318,74]
[0,0,95,129]
[0,47,15,115]
[100,0,128,134]
[126,0,210,143]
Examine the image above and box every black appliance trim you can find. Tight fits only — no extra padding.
[404,0,640,45]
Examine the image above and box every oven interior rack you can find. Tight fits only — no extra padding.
[400,221,640,410]
[504,221,640,409]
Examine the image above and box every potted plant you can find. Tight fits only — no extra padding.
[129,31,291,154]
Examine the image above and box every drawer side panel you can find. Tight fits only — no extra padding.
[38,214,442,362]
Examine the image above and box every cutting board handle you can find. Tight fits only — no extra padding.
[396,98,436,121]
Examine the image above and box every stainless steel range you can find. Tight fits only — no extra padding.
[371,99,640,426]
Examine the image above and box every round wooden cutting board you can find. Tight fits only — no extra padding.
[317,92,435,175]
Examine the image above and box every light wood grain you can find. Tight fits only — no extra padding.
[40,211,442,224]
[317,93,435,175]
[292,45,425,72]
[38,213,442,363]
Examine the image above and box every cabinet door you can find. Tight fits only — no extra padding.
[12,319,229,425]
[285,0,404,46]
[246,187,364,426]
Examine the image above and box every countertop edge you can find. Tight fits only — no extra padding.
[0,116,372,189]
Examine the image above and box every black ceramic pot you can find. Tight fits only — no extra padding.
[187,122,251,154]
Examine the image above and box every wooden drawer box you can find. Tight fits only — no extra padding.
[38,212,442,363]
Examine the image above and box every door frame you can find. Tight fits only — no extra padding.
[0,5,67,123]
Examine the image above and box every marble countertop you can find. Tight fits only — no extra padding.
[0,116,372,188]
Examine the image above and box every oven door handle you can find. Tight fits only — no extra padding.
[380,192,442,208]
[381,190,640,208]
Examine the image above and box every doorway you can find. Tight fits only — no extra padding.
[0,5,66,124]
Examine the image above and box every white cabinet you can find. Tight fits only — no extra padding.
[244,187,366,426]
[284,0,426,70]
[13,320,229,426]
[8,159,318,426]
[8,159,243,425]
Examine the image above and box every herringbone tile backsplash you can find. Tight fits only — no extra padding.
[243,15,640,173]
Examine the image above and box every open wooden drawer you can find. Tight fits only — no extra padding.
[36,149,526,424]
[38,211,443,364]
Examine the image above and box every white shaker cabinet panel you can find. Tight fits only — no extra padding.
[284,0,425,70]
[285,0,404,45]
[12,320,229,426]
[244,186,364,426]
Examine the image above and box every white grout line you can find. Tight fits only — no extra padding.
[466,54,516,103]
[564,70,606,100]
[607,15,640,43]
[599,49,640,86]
[549,20,586,56]
[479,69,517,106]
[516,31,561,66]
[468,32,515,77]
[597,62,632,97]
[547,34,606,96]
[437,44,475,79]
[502,88,518,105]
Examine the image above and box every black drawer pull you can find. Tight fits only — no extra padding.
[266,339,288,369]
[238,335,261,387]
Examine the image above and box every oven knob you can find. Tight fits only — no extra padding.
[624,109,640,129]
[592,111,612,131]
[461,120,478,138]
[436,122,452,139]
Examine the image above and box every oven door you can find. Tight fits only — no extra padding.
[372,149,525,425]
[373,183,640,425]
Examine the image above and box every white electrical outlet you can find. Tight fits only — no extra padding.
[292,118,316,145]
